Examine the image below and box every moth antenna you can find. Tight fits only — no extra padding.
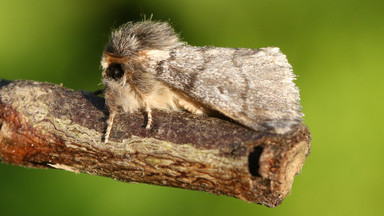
[104,111,116,143]
[145,104,153,130]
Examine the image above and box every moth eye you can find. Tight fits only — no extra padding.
[106,64,124,80]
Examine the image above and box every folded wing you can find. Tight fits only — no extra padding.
[156,46,303,134]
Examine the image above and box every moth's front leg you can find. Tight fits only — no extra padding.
[144,102,153,130]
[104,110,116,143]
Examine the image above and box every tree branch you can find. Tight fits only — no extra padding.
[0,79,311,207]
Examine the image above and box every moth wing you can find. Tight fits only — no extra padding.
[156,46,303,134]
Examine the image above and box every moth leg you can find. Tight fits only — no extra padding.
[145,103,153,130]
[104,110,116,143]
[178,99,204,115]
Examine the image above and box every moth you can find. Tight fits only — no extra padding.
[101,20,303,143]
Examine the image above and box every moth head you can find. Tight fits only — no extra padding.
[101,52,128,81]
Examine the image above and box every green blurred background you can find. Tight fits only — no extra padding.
[1,0,383,215]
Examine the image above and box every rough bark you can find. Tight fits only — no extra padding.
[0,79,311,207]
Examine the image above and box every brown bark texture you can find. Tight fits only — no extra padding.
[0,79,311,207]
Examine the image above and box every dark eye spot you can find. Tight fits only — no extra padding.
[106,64,124,80]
